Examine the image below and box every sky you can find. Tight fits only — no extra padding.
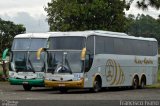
[125,0,160,18]
[0,0,160,33]
[0,0,51,33]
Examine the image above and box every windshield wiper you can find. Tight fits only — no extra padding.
[64,58,72,74]
[28,59,35,73]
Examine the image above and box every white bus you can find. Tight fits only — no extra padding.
[9,33,50,91]
[37,31,158,93]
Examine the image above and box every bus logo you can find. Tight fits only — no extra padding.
[60,77,63,81]
[106,59,125,85]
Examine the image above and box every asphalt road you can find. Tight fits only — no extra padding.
[0,82,160,106]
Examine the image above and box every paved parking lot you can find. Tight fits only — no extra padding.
[1,82,160,100]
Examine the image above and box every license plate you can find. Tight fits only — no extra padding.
[18,73,29,76]
[58,84,65,87]
[23,82,28,84]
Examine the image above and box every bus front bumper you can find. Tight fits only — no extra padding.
[9,78,44,87]
[45,79,84,88]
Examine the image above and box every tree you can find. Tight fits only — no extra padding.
[45,0,129,32]
[0,18,26,56]
[126,14,160,43]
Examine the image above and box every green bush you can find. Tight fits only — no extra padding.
[0,71,2,75]
[0,71,3,81]
[158,67,160,83]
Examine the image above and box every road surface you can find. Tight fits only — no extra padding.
[0,82,160,100]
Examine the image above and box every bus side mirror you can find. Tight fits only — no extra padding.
[81,48,86,60]
[2,48,9,61]
[36,48,47,60]
[84,54,92,72]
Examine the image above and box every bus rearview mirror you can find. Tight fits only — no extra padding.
[36,48,46,60]
[81,48,86,60]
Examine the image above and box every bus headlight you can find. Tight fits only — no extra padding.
[9,72,14,78]
[74,73,83,81]
[76,77,81,80]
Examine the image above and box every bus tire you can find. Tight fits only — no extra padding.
[132,76,139,89]
[91,76,102,92]
[23,84,32,91]
[59,88,68,93]
[140,76,146,89]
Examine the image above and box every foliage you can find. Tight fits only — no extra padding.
[45,0,129,32]
[0,18,26,57]
[45,0,160,44]
[126,14,160,44]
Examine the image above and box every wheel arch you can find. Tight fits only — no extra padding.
[140,74,147,85]
[92,73,102,88]
[132,73,140,85]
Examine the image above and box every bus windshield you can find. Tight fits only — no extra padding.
[10,38,47,72]
[47,36,86,73]
[12,39,30,50]
[11,51,45,72]
[49,36,86,50]
[12,38,47,50]
[12,52,27,71]
[28,52,45,72]
[47,51,82,73]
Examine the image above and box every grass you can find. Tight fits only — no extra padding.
[0,70,9,81]
[146,83,160,88]
[158,67,160,83]
[146,65,160,88]
[0,70,4,81]
[0,70,2,76]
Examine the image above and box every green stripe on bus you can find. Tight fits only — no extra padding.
[9,78,44,87]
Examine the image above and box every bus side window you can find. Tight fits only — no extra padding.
[85,54,93,72]
[85,36,94,72]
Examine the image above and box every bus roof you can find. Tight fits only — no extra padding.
[14,33,51,39]
[49,30,157,42]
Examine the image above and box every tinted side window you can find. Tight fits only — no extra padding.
[152,42,158,55]
[86,36,94,55]
[93,35,157,56]
[95,36,114,54]
[114,39,157,56]
[133,40,157,56]
[95,36,105,54]
[114,38,125,54]
[104,37,114,54]
[123,39,133,55]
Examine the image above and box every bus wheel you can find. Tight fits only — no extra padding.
[91,77,102,92]
[140,77,146,89]
[59,88,68,93]
[23,85,32,91]
[132,76,139,89]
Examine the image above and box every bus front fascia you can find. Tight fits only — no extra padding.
[37,47,87,88]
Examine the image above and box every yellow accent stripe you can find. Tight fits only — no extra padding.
[115,64,122,85]
[110,60,118,85]
[45,79,84,88]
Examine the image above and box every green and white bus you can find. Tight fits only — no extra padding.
[37,31,158,93]
[9,33,50,91]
